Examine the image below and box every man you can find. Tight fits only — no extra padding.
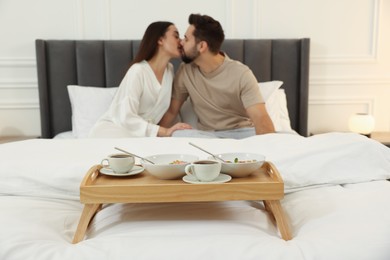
[159,14,275,139]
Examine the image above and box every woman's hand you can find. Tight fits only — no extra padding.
[158,122,192,137]
[166,122,192,136]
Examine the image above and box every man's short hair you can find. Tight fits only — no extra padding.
[188,14,225,54]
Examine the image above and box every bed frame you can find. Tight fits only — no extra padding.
[35,38,310,138]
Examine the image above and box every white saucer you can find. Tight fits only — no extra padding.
[182,173,232,184]
[99,165,144,177]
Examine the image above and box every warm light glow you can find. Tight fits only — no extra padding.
[348,113,375,135]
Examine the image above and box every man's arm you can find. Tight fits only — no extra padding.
[246,103,275,134]
[159,98,185,127]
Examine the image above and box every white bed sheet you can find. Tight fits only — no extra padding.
[1,132,390,200]
[1,132,390,259]
[1,181,390,260]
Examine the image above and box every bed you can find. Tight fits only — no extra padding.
[1,39,390,260]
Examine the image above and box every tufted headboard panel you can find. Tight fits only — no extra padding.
[35,38,310,138]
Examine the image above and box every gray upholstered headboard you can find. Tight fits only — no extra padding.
[35,38,310,138]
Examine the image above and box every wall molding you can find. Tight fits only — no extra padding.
[0,100,39,110]
[225,0,235,37]
[76,0,112,39]
[311,0,381,64]
[309,97,375,114]
[103,0,112,39]
[0,58,35,67]
[74,0,84,39]
[253,0,260,38]
[0,79,37,89]
[310,77,390,86]
[0,0,87,67]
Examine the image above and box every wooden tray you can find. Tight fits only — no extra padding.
[80,161,284,203]
[73,161,292,243]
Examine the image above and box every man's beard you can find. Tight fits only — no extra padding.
[181,47,200,64]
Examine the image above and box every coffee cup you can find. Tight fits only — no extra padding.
[184,160,221,182]
[101,153,135,174]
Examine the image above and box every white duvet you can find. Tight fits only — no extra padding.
[1,132,390,260]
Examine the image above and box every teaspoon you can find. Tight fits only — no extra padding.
[188,142,227,163]
[114,147,155,164]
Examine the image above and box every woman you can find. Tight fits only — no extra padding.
[89,21,192,138]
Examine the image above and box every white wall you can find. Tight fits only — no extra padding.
[0,0,389,137]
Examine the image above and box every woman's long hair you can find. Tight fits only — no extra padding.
[130,21,173,66]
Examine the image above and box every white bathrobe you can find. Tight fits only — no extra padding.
[89,61,174,137]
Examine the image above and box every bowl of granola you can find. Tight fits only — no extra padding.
[211,153,265,178]
[141,154,199,180]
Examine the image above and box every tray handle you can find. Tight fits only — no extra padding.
[263,161,284,183]
[80,164,102,187]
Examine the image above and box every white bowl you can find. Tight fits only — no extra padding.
[211,153,265,178]
[141,154,199,180]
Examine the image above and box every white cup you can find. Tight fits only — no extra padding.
[101,153,135,174]
[185,160,221,182]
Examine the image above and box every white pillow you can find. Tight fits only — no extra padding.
[53,131,75,139]
[265,89,295,133]
[67,85,118,138]
[259,81,295,133]
[258,80,283,100]
[180,81,295,133]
